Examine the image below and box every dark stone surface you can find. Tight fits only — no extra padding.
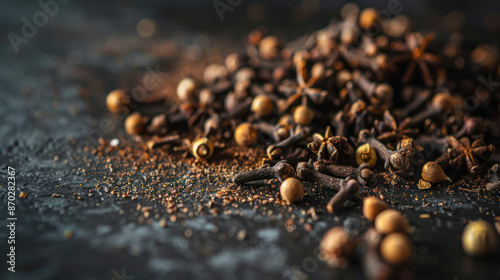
[0,1,499,280]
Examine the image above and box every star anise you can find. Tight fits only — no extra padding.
[279,59,333,112]
[375,110,419,148]
[391,32,442,87]
[445,136,495,174]
[307,126,353,164]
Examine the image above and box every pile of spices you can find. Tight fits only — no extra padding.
[95,3,500,278]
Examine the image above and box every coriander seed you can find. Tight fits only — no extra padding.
[375,209,411,234]
[371,83,393,106]
[125,112,146,135]
[462,220,498,257]
[259,35,280,60]
[234,122,258,146]
[356,143,377,168]
[225,53,242,73]
[191,138,214,160]
[203,64,229,85]
[177,77,198,102]
[320,226,360,268]
[235,67,256,82]
[363,197,389,221]
[106,89,129,114]
[359,8,379,30]
[380,233,414,266]
[251,94,274,118]
[293,105,314,126]
[280,177,304,204]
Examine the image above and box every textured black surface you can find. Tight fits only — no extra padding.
[1,1,500,280]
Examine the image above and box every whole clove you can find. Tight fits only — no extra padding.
[97,6,500,275]
[313,162,374,186]
[358,130,410,176]
[297,162,360,213]
[487,164,500,191]
[233,160,295,185]
[146,134,180,150]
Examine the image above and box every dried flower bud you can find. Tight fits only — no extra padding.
[276,127,289,140]
[372,83,393,106]
[462,220,498,257]
[359,8,379,30]
[106,89,129,114]
[336,70,352,88]
[259,36,280,60]
[470,44,499,72]
[375,35,389,49]
[293,105,315,126]
[388,152,409,172]
[360,168,375,183]
[311,62,325,78]
[199,89,215,105]
[316,30,336,56]
[278,114,294,127]
[251,94,274,117]
[280,177,304,204]
[431,92,454,111]
[272,66,287,82]
[224,92,240,112]
[397,138,422,152]
[234,80,251,94]
[235,67,256,82]
[363,197,389,221]
[380,233,414,266]
[356,143,377,168]
[225,53,243,73]
[350,100,366,114]
[385,14,410,38]
[177,78,198,102]
[320,226,361,268]
[375,209,411,234]
[340,25,357,45]
[364,42,378,57]
[293,50,311,66]
[191,138,214,160]
[204,116,220,136]
[248,29,264,46]
[421,161,451,184]
[203,64,228,85]
[487,164,500,191]
[234,122,258,146]
[147,114,167,134]
[125,112,146,135]
[375,54,390,71]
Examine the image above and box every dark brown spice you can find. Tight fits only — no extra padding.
[233,160,296,185]
[487,164,500,191]
[313,162,373,186]
[358,130,410,176]
[297,162,360,213]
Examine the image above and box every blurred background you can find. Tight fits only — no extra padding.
[2,0,500,43]
[0,1,499,280]
[1,0,499,147]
